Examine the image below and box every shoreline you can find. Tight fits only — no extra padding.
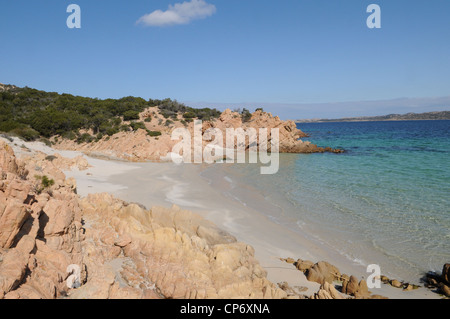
[65,153,441,299]
[1,136,443,299]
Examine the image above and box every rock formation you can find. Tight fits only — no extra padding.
[305,261,341,285]
[75,194,286,299]
[0,140,287,299]
[423,264,450,297]
[312,282,345,300]
[285,257,388,299]
[0,140,84,299]
[53,108,343,162]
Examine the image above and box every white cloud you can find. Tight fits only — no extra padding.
[137,0,216,27]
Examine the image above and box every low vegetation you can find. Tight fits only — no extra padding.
[0,86,222,142]
[34,175,55,194]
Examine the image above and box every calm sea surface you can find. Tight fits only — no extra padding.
[207,120,450,282]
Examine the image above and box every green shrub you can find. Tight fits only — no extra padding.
[123,110,140,121]
[130,121,146,131]
[112,117,122,126]
[45,155,57,162]
[39,138,52,147]
[146,130,162,137]
[76,133,94,144]
[0,120,22,132]
[183,111,196,119]
[10,127,40,141]
[34,175,55,193]
[41,175,55,188]
[120,124,130,132]
[161,111,171,119]
[106,127,119,136]
[61,131,77,140]
[241,108,252,122]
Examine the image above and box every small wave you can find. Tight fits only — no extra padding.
[224,176,233,184]
[296,220,305,229]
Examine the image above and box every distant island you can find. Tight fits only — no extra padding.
[296,111,450,123]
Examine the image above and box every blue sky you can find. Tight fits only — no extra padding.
[1,0,449,119]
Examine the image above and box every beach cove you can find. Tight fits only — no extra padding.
[64,151,443,299]
[2,118,448,299]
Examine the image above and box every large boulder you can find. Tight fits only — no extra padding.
[342,275,359,295]
[294,259,314,272]
[342,276,371,298]
[0,199,30,248]
[0,235,35,297]
[440,283,450,297]
[0,141,19,176]
[305,261,341,285]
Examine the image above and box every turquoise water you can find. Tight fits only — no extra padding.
[209,120,450,282]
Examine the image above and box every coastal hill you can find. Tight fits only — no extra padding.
[296,111,450,123]
[0,83,342,161]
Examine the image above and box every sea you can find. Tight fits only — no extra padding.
[201,120,450,283]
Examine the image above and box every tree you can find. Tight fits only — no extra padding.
[241,108,252,122]
[123,110,140,121]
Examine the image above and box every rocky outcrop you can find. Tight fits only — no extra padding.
[424,264,450,297]
[214,109,311,153]
[341,276,371,299]
[76,193,287,299]
[305,261,341,285]
[42,153,90,171]
[0,140,287,299]
[0,83,17,93]
[53,109,343,162]
[284,257,388,299]
[0,140,84,299]
[276,281,308,299]
[293,259,315,272]
[312,282,345,300]
[202,109,343,155]
[55,129,177,162]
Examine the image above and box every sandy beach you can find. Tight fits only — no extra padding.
[2,135,443,299]
[56,145,441,299]
[2,0,450,304]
